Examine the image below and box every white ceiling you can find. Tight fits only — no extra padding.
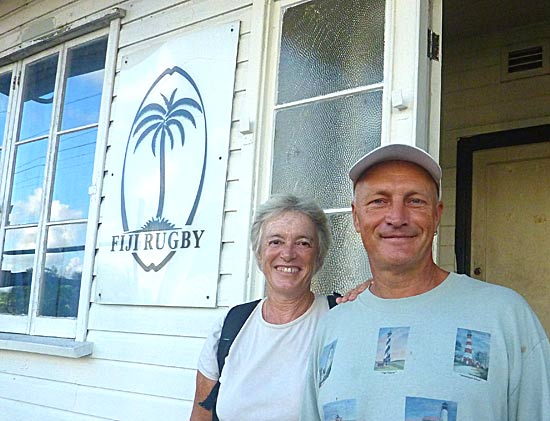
[444,0,550,40]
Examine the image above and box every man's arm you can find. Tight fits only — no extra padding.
[190,371,217,421]
[510,338,550,420]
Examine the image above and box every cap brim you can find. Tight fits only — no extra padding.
[349,144,442,190]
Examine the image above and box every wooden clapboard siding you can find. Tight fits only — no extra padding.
[235,61,249,92]
[444,96,550,132]
[1,399,116,421]
[88,304,228,337]
[0,370,191,420]
[445,75,550,110]
[118,0,250,49]
[0,353,196,400]
[0,0,256,419]
[0,0,125,57]
[438,20,550,272]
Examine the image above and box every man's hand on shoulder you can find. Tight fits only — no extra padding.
[336,280,372,304]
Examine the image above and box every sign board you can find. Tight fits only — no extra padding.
[95,22,240,307]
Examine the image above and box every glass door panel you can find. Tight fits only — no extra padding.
[277,0,385,104]
[271,0,386,293]
[272,90,382,209]
[0,71,12,146]
[8,139,48,225]
[39,223,86,317]
[50,128,97,222]
[0,227,37,315]
[312,212,372,294]
[61,37,107,131]
[18,54,58,141]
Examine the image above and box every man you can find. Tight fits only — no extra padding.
[301,144,550,420]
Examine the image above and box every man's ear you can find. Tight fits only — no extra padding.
[351,201,361,233]
[435,200,444,227]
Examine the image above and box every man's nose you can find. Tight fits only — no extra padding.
[385,202,408,226]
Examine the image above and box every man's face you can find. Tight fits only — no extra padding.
[351,160,443,274]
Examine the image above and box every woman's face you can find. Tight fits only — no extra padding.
[259,211,319,298]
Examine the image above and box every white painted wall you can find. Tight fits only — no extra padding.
[439,21,550,272]
[0,0,257,419]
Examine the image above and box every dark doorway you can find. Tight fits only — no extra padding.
[455,124,550,274]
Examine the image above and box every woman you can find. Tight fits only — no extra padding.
[190,194,333,420]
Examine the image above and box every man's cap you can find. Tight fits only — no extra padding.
[349,144,442,192]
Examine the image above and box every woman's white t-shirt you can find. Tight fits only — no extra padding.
[198,294,330,421]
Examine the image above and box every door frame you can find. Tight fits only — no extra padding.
[455,124,550,274]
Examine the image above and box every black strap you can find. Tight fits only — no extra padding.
[199,295,339,419]
[198,381,219,417]
[217,299,261,374]
[327,292,341,309]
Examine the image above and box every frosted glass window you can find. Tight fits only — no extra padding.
[272,90,382,209]
[272,0,386,294]
[278,0,385,104]
[311,212,371,295]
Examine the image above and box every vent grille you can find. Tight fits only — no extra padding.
[501,40,549,82]
[507,46,543,73]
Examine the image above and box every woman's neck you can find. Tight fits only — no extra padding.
[262,290,315,324]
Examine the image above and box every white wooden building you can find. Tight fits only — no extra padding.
[0,0,548,419]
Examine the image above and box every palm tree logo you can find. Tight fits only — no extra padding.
[120,66,207,272]
[131,88,203,230]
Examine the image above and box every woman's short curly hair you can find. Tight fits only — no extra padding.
[249,194,331,273]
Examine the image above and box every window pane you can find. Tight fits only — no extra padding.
[61,37,108,130]
[50,128,97,222]
[8,139,47,225]
[0,71,12,147]
[0,227,37,315]
[19,54,58,141]
[39,223,86,317]
[278,0,385,104]
[311,213,371,295]
[271,90,382,209]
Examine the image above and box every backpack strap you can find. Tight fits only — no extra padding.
[217,299,261,373]
[199,299,261,419]
[327,292,341,309]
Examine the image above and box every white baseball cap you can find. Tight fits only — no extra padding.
[349,144,442,193]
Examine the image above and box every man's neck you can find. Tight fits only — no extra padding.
[370,263,449,299]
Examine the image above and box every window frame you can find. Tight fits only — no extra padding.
[0,21,118,341]
[0,64,18,268]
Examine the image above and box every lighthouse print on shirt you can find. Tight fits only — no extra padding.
[453,328,491,381]
[374,327,410,372]
[405,397,458,421]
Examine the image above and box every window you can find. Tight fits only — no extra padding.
[0,33,109,338]
[268,0,386,294]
